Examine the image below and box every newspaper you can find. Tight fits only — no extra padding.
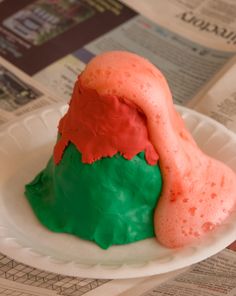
[0,57,58,125]
[122,0,236,51]
[0,0,236,296]
[33,0,236,104]
[0,252,146,296]
[189,56,236,132]
[120,248,236,296]
[1,0,236,112]
[34,15,235,104]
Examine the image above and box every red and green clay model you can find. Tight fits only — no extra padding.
[25,51,236,249]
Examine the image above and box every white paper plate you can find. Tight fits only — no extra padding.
[0,103,236,279]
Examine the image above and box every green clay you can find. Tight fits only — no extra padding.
[25,143,162,249]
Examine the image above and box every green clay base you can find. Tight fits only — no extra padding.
[25,143,162,249]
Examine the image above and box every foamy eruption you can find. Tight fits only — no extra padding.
[61,51,236,248]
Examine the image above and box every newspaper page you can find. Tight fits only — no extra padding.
[34,15,234,104]
[122,0,236,51]
[0,0,136,75]
[0,252,149,296]
[0,57,58,125]
[190,57,236,132]
[1,0,236,105]
[33,0,236,105]
[119,248,236,296]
